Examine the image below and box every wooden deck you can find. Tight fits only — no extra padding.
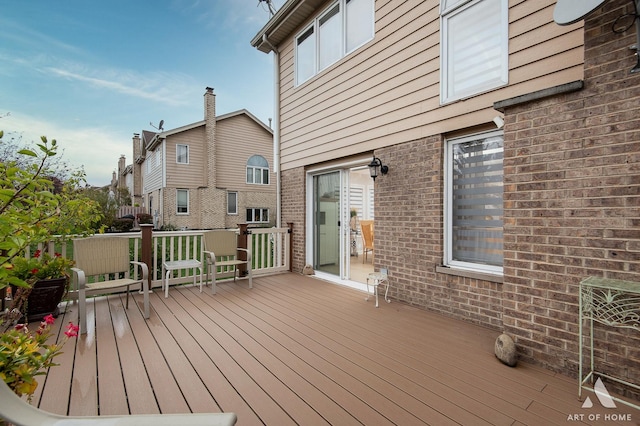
[29,273,637,425]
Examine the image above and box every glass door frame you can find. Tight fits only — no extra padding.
[305,158,370,283]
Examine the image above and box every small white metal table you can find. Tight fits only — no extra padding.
[162,259,203,298]
[579,276,640,410]
[366,272,390,308]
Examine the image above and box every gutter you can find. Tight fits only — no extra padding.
[262,34,282,228]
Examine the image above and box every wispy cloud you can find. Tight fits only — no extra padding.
[0,17,84,56]
[44,66,195,107]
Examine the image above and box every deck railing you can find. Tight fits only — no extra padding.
[27,225,292,292]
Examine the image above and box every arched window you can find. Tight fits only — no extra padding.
[246,155,270,185]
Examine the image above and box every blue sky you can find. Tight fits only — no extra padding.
[0,1,276,186]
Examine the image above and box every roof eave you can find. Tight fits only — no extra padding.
[251,0,326,53]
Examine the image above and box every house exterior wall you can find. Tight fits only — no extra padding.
[281,167,307,273]
[373,136,505,329]
[216,114,276,190]
[215,113,277,228]
[498,0,640,397]
[136,88,274,230]
[276,0,584,172]
[165,127,207,188]
[143,148,163,193]
[260,0,640,395]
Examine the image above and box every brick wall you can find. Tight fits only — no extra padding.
[501,0,640,397]
[375,137,504,329]
[199,187,226,229]
[227,190,278,228]
[281,167,306,273]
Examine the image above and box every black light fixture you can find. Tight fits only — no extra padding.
[368,156,388,181]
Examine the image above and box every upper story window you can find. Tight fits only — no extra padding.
[295,0,374,86]
[176,144,189,164]
[246,155,270,185]
[440,0,508,104]
[444,130,504,275]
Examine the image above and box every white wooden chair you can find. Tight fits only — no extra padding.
[0,377,237,426]
[72,237,150,334]
[203,230,252,294]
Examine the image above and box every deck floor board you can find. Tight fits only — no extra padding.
[27,273,638,425]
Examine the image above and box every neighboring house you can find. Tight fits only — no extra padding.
[252,0,640,397]
[133,87,275,230]
[110,155,136,207]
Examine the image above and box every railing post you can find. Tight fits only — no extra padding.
[287,222,294,272]
[140,224,153,289]
[238,223,248,277]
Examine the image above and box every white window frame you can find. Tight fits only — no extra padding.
[295,0,374,86]
[246,208,269,224]
[176,189,189,215]
[444,130,504,275]
[440,0,508,104]
[176,144,189,164]
[318,3,342,72]
[227,191,238,215]
[246,155,270,185]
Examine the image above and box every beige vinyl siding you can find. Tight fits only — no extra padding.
[276,0,584,171]
[142,149,163,193]
[165,126,206,188]
[216,114,275,192]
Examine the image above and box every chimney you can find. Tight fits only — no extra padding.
[204,87,215,120]
[131,133,142,207]
[133,133,141,160]
[204,87,216,187]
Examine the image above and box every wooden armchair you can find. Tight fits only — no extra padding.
[0,376,237,426]
[203,230,252,294]
[72,237,149,335]
[360,220,374,264]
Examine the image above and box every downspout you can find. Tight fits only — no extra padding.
[262,34,281,228]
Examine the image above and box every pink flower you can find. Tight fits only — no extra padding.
[43,314,55,325]
[54,252,61,257]
[30,268,39,275]
[64,322,79,338]
[33,250,41,258]
[14,324,26,331]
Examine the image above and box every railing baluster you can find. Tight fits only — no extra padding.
[19,228,291,291]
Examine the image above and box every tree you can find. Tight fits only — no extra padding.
[0,131,103,292]
[0,131,75,182]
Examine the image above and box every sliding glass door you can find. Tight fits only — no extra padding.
[311,170,352,279]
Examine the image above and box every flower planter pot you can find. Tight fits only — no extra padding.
[11,277,67,322]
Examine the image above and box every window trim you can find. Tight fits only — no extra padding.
[246,155,270,185]
[444,130,504,275]
[176,144,189,164]
[439,0,509,104]
[227,191,238,215]
[295,0,374,86]
[176,189,189,215]
[318,2,342,72]
[246,208,269,224]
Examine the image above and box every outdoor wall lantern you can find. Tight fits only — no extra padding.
[368,156,389,181]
